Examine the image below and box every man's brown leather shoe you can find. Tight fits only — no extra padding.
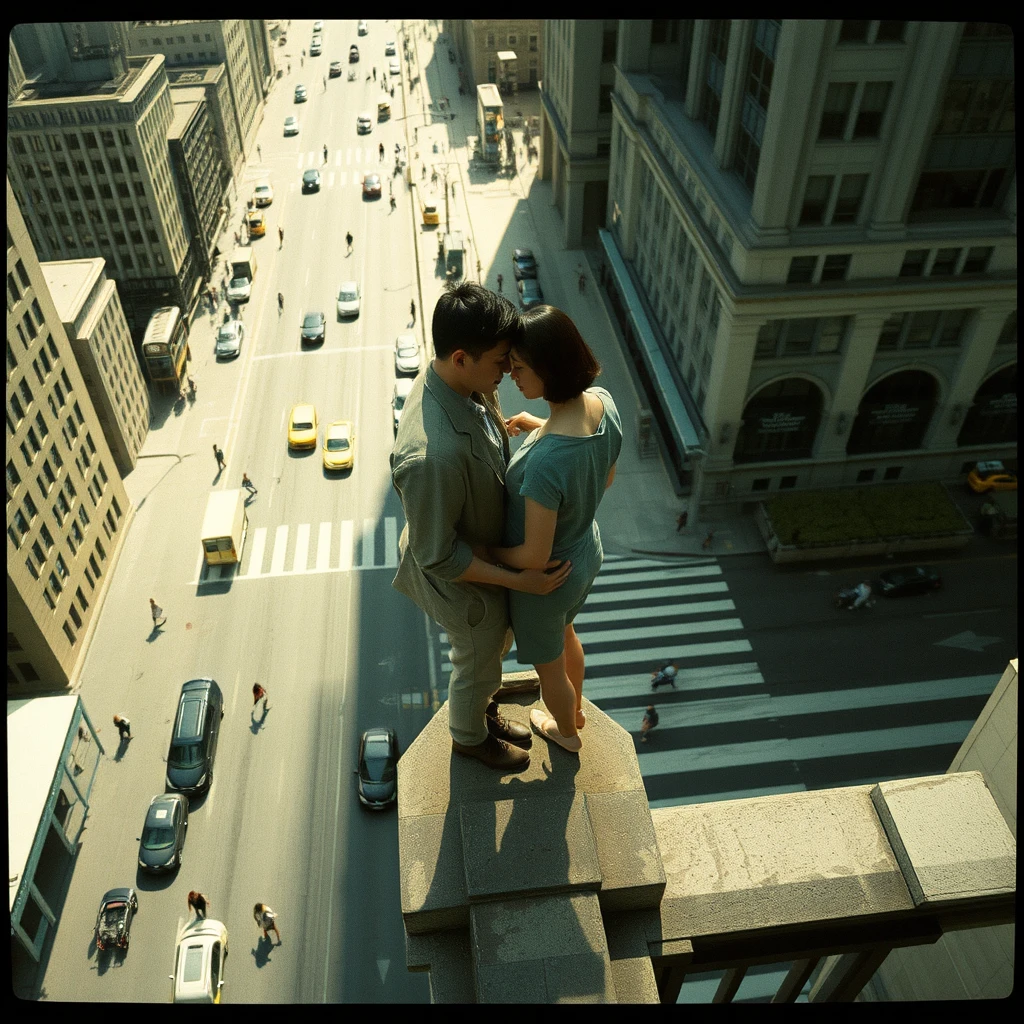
[486,701,532,747]
[452,733,530,772]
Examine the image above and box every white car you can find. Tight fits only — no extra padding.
[170,918,228,1004]
[227,276,252,303]
[392,377,414,432]
[313,20,324,33]
[384,40,396,56]
[394,334,421,376]
[310,37,322,57]
[252,182,274,206]
[388,58,400,78]
[336,281,361,318]
[356,112,372,134]
[283,115,299,136]
[215,320,245,359]
[357,20,368,35]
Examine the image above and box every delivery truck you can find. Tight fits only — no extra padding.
[230,246,257,283]
[200,489,249,565]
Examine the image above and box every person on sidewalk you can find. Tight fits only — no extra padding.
[346,231,353,254]
[257,143,262,161]
[252,683,269,713]
[702,529,715,550]
[676,510,688,532]
[149,598,166,627]
[640,705,659,743]
[213,444,227,472]
[278,225,284,248]
[323,143,328,164]
[390,284,571,773]
[410,299,416,324]
[496,273,503,294]
[254,904,281,944]
[113,714,132,741]
[474,306,622,757]
[242,473,258,497]
[651,664,677,689]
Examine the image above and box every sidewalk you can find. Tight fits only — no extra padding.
[400,22,767,561]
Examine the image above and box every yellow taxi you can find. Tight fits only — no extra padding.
[421,201,439,226]
[287,403,318,450]
[967,460,1017,493]
[322,420,356,471]
[246,209,266,237]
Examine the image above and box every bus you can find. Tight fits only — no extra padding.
[200,489,248,566]
[142,306,190,390]
[477,83,503,164]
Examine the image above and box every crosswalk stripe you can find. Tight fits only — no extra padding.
[270,524,288,574]
[573,617,745,646]
[245,527,268,578]
[339,520,354,571]
[292,523,310,573]
[582,664,766,699]
[361,518,375,567]
[575,598,735,624]
[384,518,398,569]
[585,582,730,605]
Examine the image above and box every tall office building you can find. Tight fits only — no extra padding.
[7,180,132,694]
[543,21,1016,510]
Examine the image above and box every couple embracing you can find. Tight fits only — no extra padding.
[390,282,621,771]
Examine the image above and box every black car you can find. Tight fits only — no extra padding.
[349,45,360,63]
[356,727,398,809]
[166,678,223,795]
[329,60,343,78]
[517,277,544,310]
[511,248,538,280]
[301,311,326,345]
[94,888,138,952]
[876,565,942,597]
[138,793,189,873]
[302,168,321,193]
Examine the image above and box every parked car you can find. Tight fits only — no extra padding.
[313,20,324,33]
[876,565,942,597]
[362,173,382,198]
[294,84,308,103]
[251,182,274,206]
[215,320,245,360]
[138,793,188,873]
[165,678,223,796]
[384,40,396,56]
[246,209,266,237]
[512,248,538,280]
[170,918,228,1004]
[394,334,421,376]
[226,276,252,303]
[329,60,343,78]
[302,168,321,193]
[301,311,326,345]
[357,20,368,35]
[393,377,414,432]
[94,888,138,952]
[517,277,544,309]
[336,282,361,318]
[283,115,299,136]
[388,57,400,77]
[356,112,372,134]
[322,420,355,471]
[287,403,318,450]
[967,460,1017,493]
[355,727,398,809]
[309,37,322,57]
[349,44,360,62]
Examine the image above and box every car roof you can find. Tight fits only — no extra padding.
[363,727,393,742]
[396,333,416,345]
[327,420,352,435]
[292,403,315,416]
[101,887,135,903]
[513,248,535,258]
[302,311,324,322]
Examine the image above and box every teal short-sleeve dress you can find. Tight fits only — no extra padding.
[503,387,622,665]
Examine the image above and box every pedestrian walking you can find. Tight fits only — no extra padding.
[451,181,456,198]
[256,143,262,161]
[187,891,210,919]
[213,444,226,472]
[234,230,241,247]
[278,225,284,249]
[496,273,503,293]
[390,85,395,99]
[379,142,384,161]
[345,230,353,254]
[702,529,715,550]
[373,66,377,80]
[676,510,688,532]
[252,682,269,712]
[242,473,258,497]
[113,714,132,741]
[410,299,416,324]
[323,143,328,164]
[277,291,284,313]
[640,705,659,743]
[149,598,165,627]
[254,904,281,943]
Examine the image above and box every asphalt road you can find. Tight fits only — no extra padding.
[34,18,431,1005]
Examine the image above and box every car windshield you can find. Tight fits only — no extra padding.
[230,277,247,289]
[293,420,313,431]
[364,739,394,781]
[143,825,175,851]
[338,289,357,301]
[398,341,416,354]
[217,327,236,341]
[302,314,322,327]
[327,437,350,451]
[169,742,203,768]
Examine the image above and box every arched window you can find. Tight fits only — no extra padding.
[733,378,823,463]
[847,370,937,454]
[958,364,1016,446]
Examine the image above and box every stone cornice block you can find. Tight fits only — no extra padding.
[870,771,1017,907]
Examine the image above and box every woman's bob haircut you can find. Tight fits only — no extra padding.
[514,305,600,403]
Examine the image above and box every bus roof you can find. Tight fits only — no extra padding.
[143,306,181,347]
[476,83,502,109]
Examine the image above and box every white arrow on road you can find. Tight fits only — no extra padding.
[935,631,1002,653]
[377,958,390,983]
[378,654,399,674]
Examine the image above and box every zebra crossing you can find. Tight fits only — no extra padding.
[197,515,399,584]
[434,554,1000,809]
[292,147,396,190]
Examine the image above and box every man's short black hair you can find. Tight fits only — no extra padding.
[432,281,522,360]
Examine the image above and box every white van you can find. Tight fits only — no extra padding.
[170,918,228,1003]
[200,489,248,565]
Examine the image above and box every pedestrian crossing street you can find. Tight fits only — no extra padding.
[197,516,399,584]
[291,147,398,190]
[435,554,1000,810]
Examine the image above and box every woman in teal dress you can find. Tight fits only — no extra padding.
[484,305,621,754]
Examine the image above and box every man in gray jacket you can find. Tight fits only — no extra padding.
[391,283,571,771]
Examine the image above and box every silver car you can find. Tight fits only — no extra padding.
[394,334,421,376]
[215,320,245,360]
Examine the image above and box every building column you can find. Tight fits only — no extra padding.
[684,22,709,122]
[816,312,889,459]
[702,316,762,467]
[713,21,753,169]
[562,173,587,248]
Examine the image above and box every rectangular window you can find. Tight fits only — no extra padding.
[820,255,851,282]
[819,82,855,139]
[854,82,892,138]
[63,622,76,645]
[832,174,867,223]
[49,570,63,595]
[883,466,902,481]
[930,248,959,276]
[787,256,817,284]
[900,250,928,277]
[800,175,833,225]
[905,311,940,349]
[963,246,993,273]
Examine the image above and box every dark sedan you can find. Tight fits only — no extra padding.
[362,173,382,198]
[517,277,544,310]
[302,168,321,193]
[356,727,398,809]
[301,311,326,346]
[512,248,538,280]
[329,60,343,78]
[876,565,942,597]
[138,793,188,873]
